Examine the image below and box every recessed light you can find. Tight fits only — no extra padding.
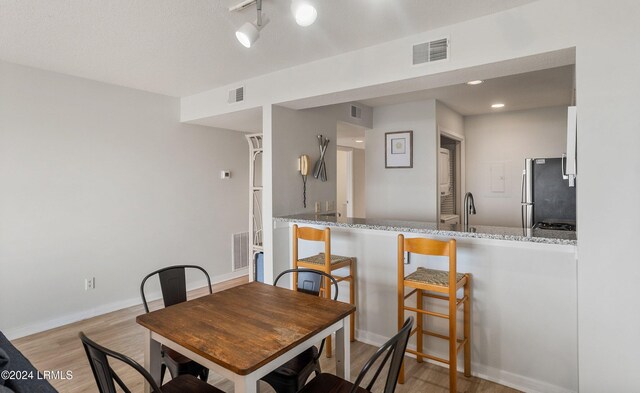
[355,139,364,143]
[491,103,505,108]
[467,80,483,85]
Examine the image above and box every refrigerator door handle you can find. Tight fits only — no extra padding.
[521,171,526,204]
[521,171,527,229]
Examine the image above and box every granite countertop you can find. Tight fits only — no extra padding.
[274,214,577,246]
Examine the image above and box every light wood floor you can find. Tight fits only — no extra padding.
[12,276,519,393]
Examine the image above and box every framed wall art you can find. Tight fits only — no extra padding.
[385,130,413,168]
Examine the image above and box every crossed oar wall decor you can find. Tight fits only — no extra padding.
[299,134,330,208]
[313,134,329,182]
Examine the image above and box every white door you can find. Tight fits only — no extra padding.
[336,148,353,218]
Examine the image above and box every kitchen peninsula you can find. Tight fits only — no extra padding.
[273,214,578,393]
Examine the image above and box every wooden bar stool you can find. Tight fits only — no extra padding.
[292,224,356,358]
[397,234,471,392]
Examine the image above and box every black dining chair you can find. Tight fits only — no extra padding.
[298,317,414,393]
[79,332,223,393]
[260,268,339,393]
[140,265,212,383]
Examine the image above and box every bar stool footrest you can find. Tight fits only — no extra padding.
[423,330,467,346]
[422,292,467,308]
[405,349,449,365]
[403,305,449,319]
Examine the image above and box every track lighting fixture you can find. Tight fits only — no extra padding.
[230,0,267,48]
[229,0,317,48]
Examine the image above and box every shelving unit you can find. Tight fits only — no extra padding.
[245,134,263,281]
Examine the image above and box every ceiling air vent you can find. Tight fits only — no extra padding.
[350,105,362,119]
[228,86,244,104]
[413,38,449,65]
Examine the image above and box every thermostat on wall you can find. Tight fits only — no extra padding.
[220,170,231,179]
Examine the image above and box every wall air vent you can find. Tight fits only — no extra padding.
[413,38,449,65]
[228,86,244,104]
[350,105,362,119]
[232,232,249,271]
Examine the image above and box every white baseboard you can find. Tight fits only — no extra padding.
[355,328,576,393]
[5,269,248,341]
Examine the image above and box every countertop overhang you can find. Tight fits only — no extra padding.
[274,214,577,246]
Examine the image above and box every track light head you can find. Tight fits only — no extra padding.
[236,22,259,48]
[291,0,317,27]
[235,17,269,48]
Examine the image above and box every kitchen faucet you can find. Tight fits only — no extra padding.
[463,192,476,228]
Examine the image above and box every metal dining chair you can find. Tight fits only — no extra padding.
[297,317,414,393]
[260,268,339,393]
[140,265,212,383]
[79,332,223,393]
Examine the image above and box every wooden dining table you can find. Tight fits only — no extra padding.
[136,281,355,393]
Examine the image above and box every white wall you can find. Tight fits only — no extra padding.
[268,103,372,280]
[366,100,438,221]
[464,106,568,227]
[271,105,338,217]
[0,61,249,339]
[576,1,640,391]
[436,101,465,137]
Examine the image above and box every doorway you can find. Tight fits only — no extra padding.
[438,129,464,224]
[336,121,367,218]
[337,147,353,218]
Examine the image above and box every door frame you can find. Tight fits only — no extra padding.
[437,126,465,220]
[337,146,354,218]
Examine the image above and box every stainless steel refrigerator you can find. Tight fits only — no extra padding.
[521,157,576,231]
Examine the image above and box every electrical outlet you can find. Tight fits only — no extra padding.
[315,202,321,213]
[85,277,95,290]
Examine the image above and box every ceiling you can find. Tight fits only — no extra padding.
[337,121,366,149]
[0,0,537,97]
[337,65,573,150]
[359,65,575,115]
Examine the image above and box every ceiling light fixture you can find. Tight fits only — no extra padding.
[467,80,483,85]
[291,0,317,27]
[491,103,505,108]
[231,0,269,48]
[230,0,317,48]
[355,139,364,143]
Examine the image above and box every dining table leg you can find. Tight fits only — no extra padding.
[144,330,162,393]
[335,315,351,380]
[234,374,260,393]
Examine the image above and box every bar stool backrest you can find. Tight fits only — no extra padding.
[398,236,457,289]
[293,224,331,269]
